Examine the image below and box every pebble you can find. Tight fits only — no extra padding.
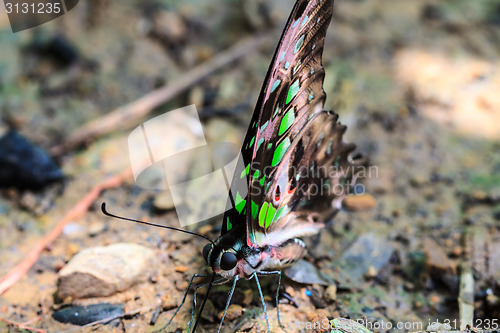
[88,221,107,237]
[343,194,377,211]
[242,289,253,306]
[324,284,337,303]
[62,223,85,238]
[152,11,187,44]
[66,244,79,258]
[174,279,189,291]
[409,174,427,187]
[174,265,189,273]
[57,243,158,299]
[305,308,330,331]
[430,295,441,304]
[450,246,462,258]
[365,265,378,279]
[161,293,178,310]
[218,304,242,321]
[153,191,176,211]
[422,238,456,274]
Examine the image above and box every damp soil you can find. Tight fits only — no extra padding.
[1,0,500,332]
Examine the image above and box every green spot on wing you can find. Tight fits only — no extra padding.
[285,61,290,69]
[235,192,246,214]
[260,121,269,132]
[249,136,255,148]
[286,81,300,104]
[294,35,305,54]
[271,79,281,93]
[279,110,295,135]
[256,138,264,151]
[241,164,250,178]
[251,201,259,219]
[226,217,232,231]
[259,176,265,187]
[252,170,260,182]
[272,137,291,167]
[301,15,308,27]
[267,143,273,149]
[258,202,269,228]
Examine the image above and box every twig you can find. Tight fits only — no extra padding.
[49,35,268,156]
[459,264,474,330]
[0,168,134,296]
[0,317,47,333]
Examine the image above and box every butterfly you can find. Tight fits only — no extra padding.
[196,0,365,330]
[104,0,365,331]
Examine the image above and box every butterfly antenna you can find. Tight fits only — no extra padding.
[101,202,215,246]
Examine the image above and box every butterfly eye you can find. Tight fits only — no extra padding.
[274,185,281,201]
[220,252,237,270]
[202,244,212,262]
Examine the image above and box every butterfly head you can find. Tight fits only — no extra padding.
[202,243,238,274]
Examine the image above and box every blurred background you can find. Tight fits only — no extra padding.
[0,0,499,332]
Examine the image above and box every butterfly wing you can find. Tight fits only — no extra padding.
[221,0,364,248]
[249,110,366,247]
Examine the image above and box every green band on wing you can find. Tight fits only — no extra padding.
[286,81,300,104]
[258,202,269,228]
[272,137,291,167]
[279,109,295,135]
[265,204,277,229]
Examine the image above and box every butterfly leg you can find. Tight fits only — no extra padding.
[257,270,288,333]
[154,273,208,333]
[251,271,272,333]
[217,275,240,333]
[188,277,228,333]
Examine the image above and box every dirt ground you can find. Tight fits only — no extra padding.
[1,0,499,332]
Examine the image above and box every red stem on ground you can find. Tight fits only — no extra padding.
[0,317,47,333]
[0,168,134,296]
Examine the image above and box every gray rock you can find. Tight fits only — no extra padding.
[333,233,394,284]
[57,243,158,299]
[284,259,333,286]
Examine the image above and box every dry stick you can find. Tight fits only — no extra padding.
[0,167,134,296]
[50,35,268,156]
